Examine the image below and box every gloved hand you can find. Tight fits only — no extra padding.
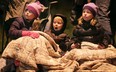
[71,42,81,49]
[22,31,39,38]
[98,44,105,49]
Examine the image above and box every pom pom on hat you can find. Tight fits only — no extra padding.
[83,3,98,16]
[26,1,44,18]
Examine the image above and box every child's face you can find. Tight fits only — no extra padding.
[82,9,94,21]
[53,16,63,31]
[23,9,36,21]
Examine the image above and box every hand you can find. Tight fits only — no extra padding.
[22,31,39,38]
[29,32,39,38]
[71,43,76,49]
[71,43,81,49]
[98,44,105,49]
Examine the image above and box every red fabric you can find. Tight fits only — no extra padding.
[14,60,20,67]
[22,31,39,38]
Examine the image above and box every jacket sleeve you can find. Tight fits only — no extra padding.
[45,30,66,43]
[73,25,82,36]
[101,33,111,48]
[96,24,111,48]
[9,20,22,39]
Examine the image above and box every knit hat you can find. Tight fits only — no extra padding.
[26,1,43,18]
[83,3,98,16]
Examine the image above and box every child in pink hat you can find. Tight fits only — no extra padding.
[9,1,44,39]
[8,1,45,70]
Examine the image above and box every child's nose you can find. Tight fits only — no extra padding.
[84,13,87,16]
[26,11,30,14]
[55,23,58,26]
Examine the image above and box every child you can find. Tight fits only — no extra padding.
[8,1,44,70]
[9,1,44,39]
[71,3,111,49]
[45,14,70,55]
[70,0,95,26]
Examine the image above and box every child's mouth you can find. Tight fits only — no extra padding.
[55,27,58,29]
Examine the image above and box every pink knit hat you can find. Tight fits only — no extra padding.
[26,1,43,18]
[83,3,98,16]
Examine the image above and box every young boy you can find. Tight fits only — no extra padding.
[45,14,70,55]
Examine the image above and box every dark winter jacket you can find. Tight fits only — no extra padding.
[9,16,34,39]
[45,30,70,52]
[45,14,71,52]
[72,20,111,48]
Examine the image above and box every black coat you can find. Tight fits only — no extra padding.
[73,21,111,47]
[45,30,70,52]
[9,17,34,39]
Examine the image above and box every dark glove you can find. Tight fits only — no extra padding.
[22,31,39,38]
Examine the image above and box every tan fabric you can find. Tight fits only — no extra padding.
[1,31,78,72]
[81,41,98,49]
[2,37,38,69]
[63,45,116,61]
[62,45,116,71]
[92,63,116,72]
[1,31,116,72]
[81,41,115,50]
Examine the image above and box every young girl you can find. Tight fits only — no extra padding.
[45,14,70,55]
[70,0,95,26]
[8,1,44,70]
[71,3,111,49]
[9,1,44,39]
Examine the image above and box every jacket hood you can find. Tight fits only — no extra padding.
[51,14,67,35]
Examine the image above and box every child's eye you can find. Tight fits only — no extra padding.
[25,9,33,13]
[28,10,33,13]
[83,11,86,13]
[53,22,62,24]
[25,9,28,11]
[53,22,56,24]
[58,22,62,24]
[87,11,91,13]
